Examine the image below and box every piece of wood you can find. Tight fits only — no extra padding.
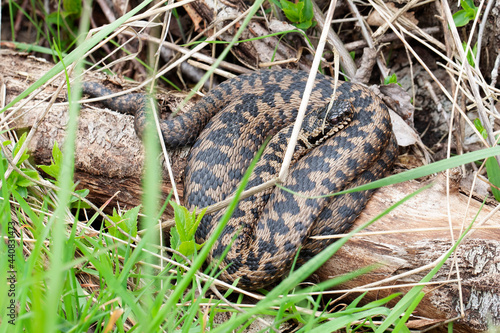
[2,52,499,331]
[1,52,188,215]
[315,177,500,332]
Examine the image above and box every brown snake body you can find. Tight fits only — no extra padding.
[82,69,398,290]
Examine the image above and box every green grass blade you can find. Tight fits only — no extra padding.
[485,157,500,201]
[309,307,392,332]
[392,291,425,332]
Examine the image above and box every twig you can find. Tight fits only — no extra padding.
[371,0,446,52]
[441,0,499,159]
[475,0,495,68]
[344,26,441,51]
[424,80,443,114]
[312,0,357,79]
[345,0,389,78]
[371,0,421,41]
[491,53,500,88]
[187,59,237,79]
[278,0,338,181]
[151,0,182,207]
[95,0,118,23]
[311,225,500,239]
[305,280,460,296]
[121,32,251,74]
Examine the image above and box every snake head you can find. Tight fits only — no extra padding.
[298,100,354,149]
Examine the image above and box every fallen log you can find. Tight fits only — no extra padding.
[2,52,499,332]
[316,177,500,332]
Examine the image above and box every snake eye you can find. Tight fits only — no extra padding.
[328,117,339,125]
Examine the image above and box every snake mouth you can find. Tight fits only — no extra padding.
[298,100,354,149]
[312,118,351,143]
[299,118,351,149]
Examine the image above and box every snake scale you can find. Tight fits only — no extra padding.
[82,69,398,290]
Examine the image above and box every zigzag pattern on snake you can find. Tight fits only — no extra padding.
[82,69,398,290]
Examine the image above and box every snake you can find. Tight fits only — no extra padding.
[82,69,398,290]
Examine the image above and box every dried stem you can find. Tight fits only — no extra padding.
[312,0,357,79]
[278,0,338,181]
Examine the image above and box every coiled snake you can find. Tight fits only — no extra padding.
[82,69,398,290]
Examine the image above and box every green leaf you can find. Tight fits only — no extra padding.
[8,170,21,185]
[38,141,63,179]
[16,186,28,198]
[0,134,40,191]
[12,132,30,165]
[63,0,82,15]
[38,163,57,179]
[171,201,189,241]
[452,10,470,27]
[281,0,303,23]
[23,168,40,180]
[14,176,34,188]
[106,209,123,238]
[279,0,315,30]
[452,0,478,27]
[473,118,488,139]
[485,157,500,201]
[296,20,313,30]
[170,226,181,251]
[105,206,140,239]
[122,205,140,237]
[384,73,401,86]
[52,140,63,167]
[460,0,472,11]
[70,188,89,203]
[302,0,314,21]
[169,201,206,258]
[46,12,63,26]
[15,169,39,187]
[463,41,478,66]
[70,189,91,209]
[178,240,203,258]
